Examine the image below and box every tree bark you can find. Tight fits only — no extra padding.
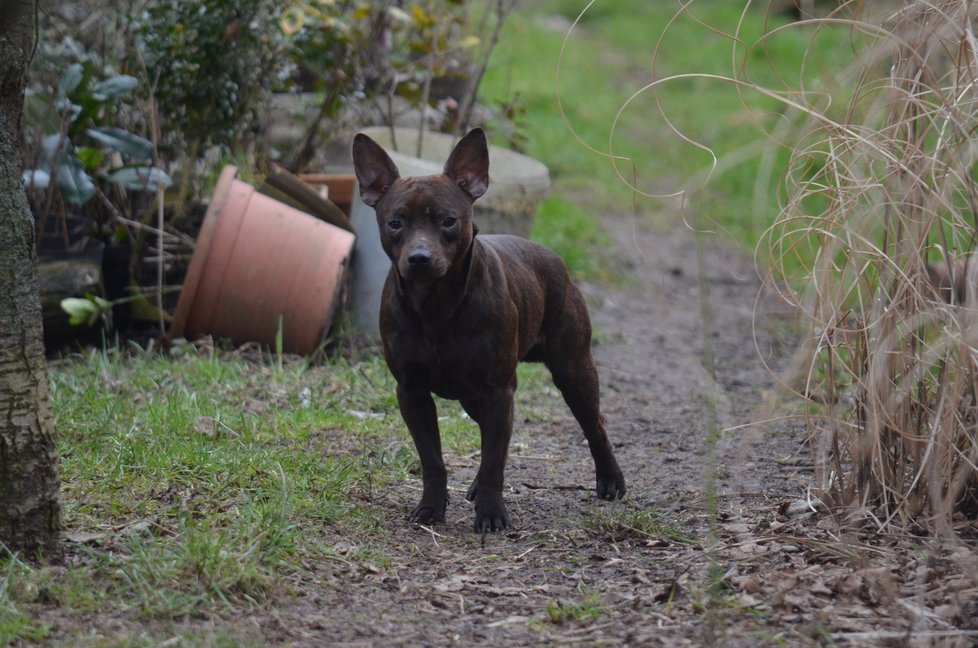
[0,0,62,559]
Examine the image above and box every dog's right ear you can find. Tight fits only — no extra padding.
[444,128,489,201]
[352,134,400,207]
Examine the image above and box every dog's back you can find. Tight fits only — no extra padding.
[476,234,590,362]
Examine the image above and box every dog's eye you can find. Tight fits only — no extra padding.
[388,219,402,231]
[441,217,458,228]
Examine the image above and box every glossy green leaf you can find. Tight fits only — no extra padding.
[86,127,153,158]
[106,166,173,192]
[58,63,84,95]
[55,97,83,123]
[39,133,66,165]
[91,75,139,101]
[58,159,97,205]
[60,296,110,327]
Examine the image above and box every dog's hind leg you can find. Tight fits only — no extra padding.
[546,348,626,501]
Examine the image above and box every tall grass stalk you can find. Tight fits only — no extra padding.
[763,0,978,533]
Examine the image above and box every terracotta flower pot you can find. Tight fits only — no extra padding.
[170,166,356,354]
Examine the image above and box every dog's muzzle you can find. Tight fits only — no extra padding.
[399,248,446,281]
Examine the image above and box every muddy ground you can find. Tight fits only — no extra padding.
[32,208,978,646]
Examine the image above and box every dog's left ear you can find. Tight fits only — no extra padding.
[352,133,400,207]
[444,128,489,201]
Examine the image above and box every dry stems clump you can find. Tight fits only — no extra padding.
[763,0,978,534]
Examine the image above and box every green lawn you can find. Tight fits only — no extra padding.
[480,0,858,273]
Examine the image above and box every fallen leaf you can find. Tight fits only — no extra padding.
[65,531,107,544]
[194,416,216,436]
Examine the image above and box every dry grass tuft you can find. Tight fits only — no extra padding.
[762,0,978,534]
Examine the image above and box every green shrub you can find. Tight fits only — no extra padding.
[132,0,286,155]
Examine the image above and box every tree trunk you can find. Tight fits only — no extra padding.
[0,0,62,558]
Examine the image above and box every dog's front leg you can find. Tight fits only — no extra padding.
[397,384,447,524]
[462,386,515,532]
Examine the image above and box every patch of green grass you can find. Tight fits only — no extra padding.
[0,612,49,646]
[530,195,612,279]
[432,402,481,456]
[542,591,605,625]
[100,511,294,616]
[516,361,552,388]
[0,556,52,644]
[583,506,691,544]
[32,345,587,631]
[513,362,564,426]
[28,348,412,621]
[53,349,399,525]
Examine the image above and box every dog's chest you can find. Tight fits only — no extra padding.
[394,324,495,399]
[429,335,493,398]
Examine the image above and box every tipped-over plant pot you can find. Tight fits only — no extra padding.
[170,166,356,354]
[259,164,353,232]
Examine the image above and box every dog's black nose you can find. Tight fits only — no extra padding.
[408,250,432,266]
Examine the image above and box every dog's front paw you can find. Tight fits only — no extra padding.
[596,470,627,501]
[408,496,447,525]
[473,493,509,533]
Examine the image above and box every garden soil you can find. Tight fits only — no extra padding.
[36,209,978,645]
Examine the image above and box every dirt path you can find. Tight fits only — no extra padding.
[245,209,974,646]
